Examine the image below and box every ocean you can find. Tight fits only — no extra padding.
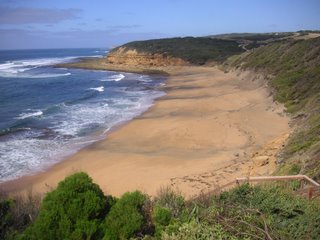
[0,48,165,182]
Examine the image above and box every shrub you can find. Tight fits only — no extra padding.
[0,191,41,240]
[104,191,147,240]
[154,187,185,218]
[152,205,172,238]
[218,184,320,239]
[153,205,172,226]
[20,172,108,240]
[161,220,238,240]
[0,198,13,239]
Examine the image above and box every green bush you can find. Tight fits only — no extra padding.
[161,220,238,240]
[152,205,172,238]
[0,191,41,240]
[153,205,172,226]
[154,188,185,219]
[218,184,320,239]
[104,191,147,240]
[8,173,320,240]
[20,172,108,240]
[0,198,13,239]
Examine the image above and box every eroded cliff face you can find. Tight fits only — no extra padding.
[107,47,189,66]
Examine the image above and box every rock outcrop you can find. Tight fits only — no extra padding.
[107,47,189,66]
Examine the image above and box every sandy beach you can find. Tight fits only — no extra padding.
[0,66,290,198]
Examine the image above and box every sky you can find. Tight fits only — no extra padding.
[0,0,319,49]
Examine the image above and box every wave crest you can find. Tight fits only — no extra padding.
[89,86,104,92]
[100,73,125,82]
[16,110,43,120]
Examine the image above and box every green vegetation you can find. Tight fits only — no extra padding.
[20,172,108,240]
[208,32,295,50]
[227,36,320,179]
[1,172,320,239]
[104,191,147,239]
[3,33,320,239]
[0,191,41,240]
[111,37,245,65]
[0,198,13,239]
[208,32,294,41]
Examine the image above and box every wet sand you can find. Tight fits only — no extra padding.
[0,66,290,198]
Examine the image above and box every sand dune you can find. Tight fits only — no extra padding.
[1,66,290,198]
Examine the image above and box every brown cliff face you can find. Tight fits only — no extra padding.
[107,47,189,66]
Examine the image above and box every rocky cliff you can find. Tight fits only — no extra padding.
[107,47,189,66]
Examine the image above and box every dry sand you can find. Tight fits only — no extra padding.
[0,66,290,198]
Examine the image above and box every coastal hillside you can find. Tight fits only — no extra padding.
[208,30,320,49]
[106,32,320,180]
[0,33,320,240]
[107,37,245,65]
[56,32,320,181]
[208,32,295,50]
[106,31,318,68]
[227,36,320,179]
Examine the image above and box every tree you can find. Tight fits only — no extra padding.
[20,172,108,240]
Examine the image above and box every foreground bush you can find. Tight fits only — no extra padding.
[217,184,320,239]
[20,172,108,240]
[104,191,147,240]
[0,198,13,239]
[154,187,185,219]
[161,220,238,240]
[2,172,319,240]
[0,191,41,239]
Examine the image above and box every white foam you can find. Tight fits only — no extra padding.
[49,89,164,137]
[0,85,166,182]
[138,75,152,82]
[23,72,71,78]
[100,73,125,82]
[16,110,43,120]
[87,55,104,58]
[0,138,72,182]
[89,86,104,92]
[0,55,80,78]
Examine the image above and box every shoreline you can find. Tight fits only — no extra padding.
[0,65,291,198]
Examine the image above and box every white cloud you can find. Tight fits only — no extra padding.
[0,7,81,25]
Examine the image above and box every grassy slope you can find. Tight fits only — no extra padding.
[208,32,294,41]
[110,37,245,65]
[208,32,296,50]
[227,37,320,178]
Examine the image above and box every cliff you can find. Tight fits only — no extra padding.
[107,47,189,66]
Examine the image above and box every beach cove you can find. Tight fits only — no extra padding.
[1,66,290,197]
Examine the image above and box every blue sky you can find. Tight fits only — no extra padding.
[0,0,319,49]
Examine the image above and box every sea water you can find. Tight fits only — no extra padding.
[0,48,165,182]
